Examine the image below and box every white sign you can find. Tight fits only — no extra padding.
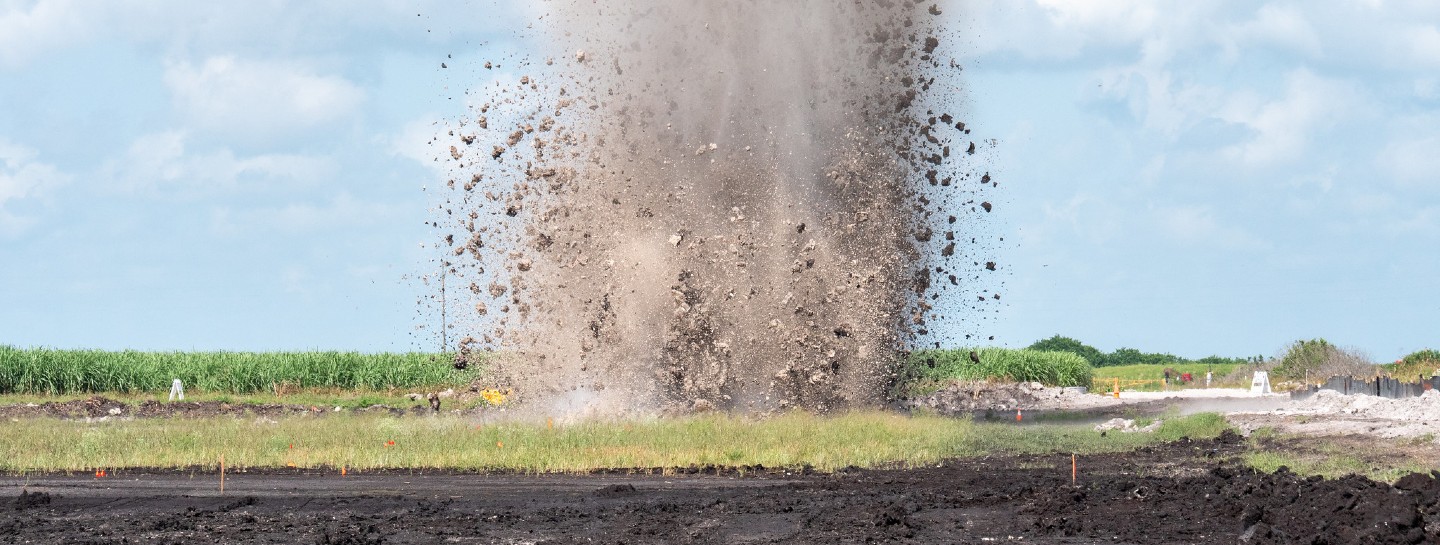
[1250,371,1271,394]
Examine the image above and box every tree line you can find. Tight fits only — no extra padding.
[1025,335,1261,368]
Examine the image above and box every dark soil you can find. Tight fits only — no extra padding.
[4,432,1438,543]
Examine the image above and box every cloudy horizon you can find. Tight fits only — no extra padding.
[1,1,1436,361]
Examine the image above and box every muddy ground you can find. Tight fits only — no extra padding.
[5,432,1438,544]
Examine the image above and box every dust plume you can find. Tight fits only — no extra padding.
[426,0,998,415]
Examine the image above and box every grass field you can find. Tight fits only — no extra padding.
[903,348,1093,394]
[0,412,1229,473]
[0,346,478,395]
[1242,429,1440,483]
[0,388,489,411]
[1092,363,1246,391]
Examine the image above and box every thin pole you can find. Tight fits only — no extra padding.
[219,454,225,495]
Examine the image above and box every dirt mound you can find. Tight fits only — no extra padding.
[906,381,1094,414]
[1029,463,1440,544]
[0,395,131,418]
[12,490,51,511]
[315,523,386,545]
[1288,389,1440,420]
[593,483,639,498]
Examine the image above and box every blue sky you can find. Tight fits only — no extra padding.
[1,2,1436,361]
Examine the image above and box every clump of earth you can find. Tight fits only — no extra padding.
[426,1,999,415]
[905,381,1093,414]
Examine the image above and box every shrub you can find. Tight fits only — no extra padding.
[1270,339,1375,382]
[1026,336,1104,367]
[904,348,1093,389]
[1402,349,1440,366]
[1384,349,1440,380]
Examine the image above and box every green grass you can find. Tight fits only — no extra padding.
[1092,363,1244,391]
[0,411,1230,473]
[903,348,1093,395]
[0,346,481,395]
[1244,447,1434,483]
[0,388,490,411]
[1381,358,1440,381]
[1240,430,1440,483]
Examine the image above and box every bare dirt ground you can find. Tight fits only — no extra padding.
[1229,390,1440,440]
[909,383,1293,421]
[911,383,1440,443]
[5,431,1440,544]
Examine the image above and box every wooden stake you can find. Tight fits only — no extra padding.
[219,454,225,495]
[1071,454,1077,484]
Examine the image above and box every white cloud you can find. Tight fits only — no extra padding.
[1386,206,1440,238]
[1027,193,1123,245]
[1153,204,1268,250]
[164,56,365,138]
[0,0,88,68]
[0,139,66,204]
[1379,135,1440,187]
[108,130,335,194]
[1402,24,1440,68]
[1,1,526,70]
[0,138,69,236]
[210,193,403,235]
[1222,4,1323,58]
[1217,69,1358,166]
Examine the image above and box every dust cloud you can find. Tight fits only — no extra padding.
[424,0,999,415]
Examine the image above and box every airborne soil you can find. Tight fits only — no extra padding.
[6,431,1439,544]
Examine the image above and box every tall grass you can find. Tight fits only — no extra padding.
[1092,363,1245,390]
[0,346,478,394]
[0,412,1229,473]
[904,348,1093,389]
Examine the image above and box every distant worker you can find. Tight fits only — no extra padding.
[428,392,441,413]
[1206,371,1213,388]
[1163,369,1171,385]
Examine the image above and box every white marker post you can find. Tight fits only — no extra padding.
[169,379,185,401]
[1250,371,1271,395]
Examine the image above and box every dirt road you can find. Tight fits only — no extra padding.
[5,431,1437,544]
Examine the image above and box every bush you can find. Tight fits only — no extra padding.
[1383,349,1440,380]
[904,348,1093,389]
[1026,336,1250,368]
[1026,336,1103,367]
[1402,349,1440,366]
[1270,339,1375,382]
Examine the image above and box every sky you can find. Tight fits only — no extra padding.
[1,1,1436,361]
